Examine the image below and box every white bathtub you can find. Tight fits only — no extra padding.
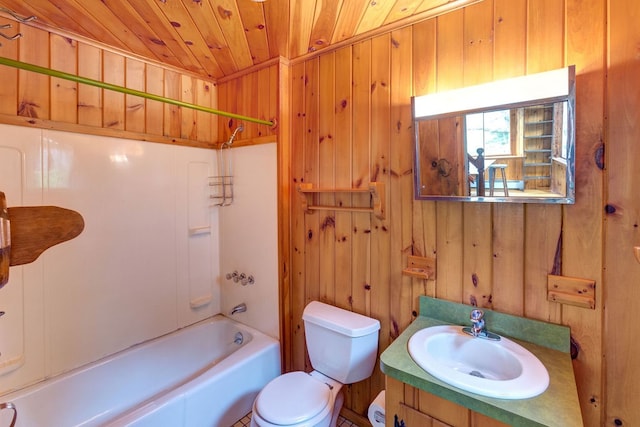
[0,315,281,427]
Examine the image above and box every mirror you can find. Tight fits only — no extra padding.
[412,66,575,203]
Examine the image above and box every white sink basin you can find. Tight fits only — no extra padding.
[408,325,549,399]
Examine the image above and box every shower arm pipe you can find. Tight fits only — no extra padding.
[0,56,275,127]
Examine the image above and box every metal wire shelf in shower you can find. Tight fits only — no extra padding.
[209,126,242,207]
[209,175,234,207]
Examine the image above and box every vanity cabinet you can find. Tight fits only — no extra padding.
[386,377,510,427]
[380,297,583,427]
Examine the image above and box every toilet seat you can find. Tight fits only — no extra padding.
[254,372,332,425]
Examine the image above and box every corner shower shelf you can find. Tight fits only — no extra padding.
[297,182,385,219]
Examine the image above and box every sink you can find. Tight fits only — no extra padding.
[407,325,549,399]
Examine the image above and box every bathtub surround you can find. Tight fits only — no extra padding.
[219,143,279,339]
[0,124,219,393]
[0,125,279,401]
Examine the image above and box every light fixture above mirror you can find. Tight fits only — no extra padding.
[412,66,576,204]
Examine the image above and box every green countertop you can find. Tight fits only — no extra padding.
[380,297,583,427]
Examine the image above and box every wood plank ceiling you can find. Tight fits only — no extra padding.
[0,0,478,80]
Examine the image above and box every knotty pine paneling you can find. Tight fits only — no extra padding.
[287,1,608,425]
[0,22,221,148]
[605,0,639,425]
[50,34,77,124]
[215,63,279,146]
[77,43,103,127]
[563,0,606,424]
[0,17,17,116]
[125,57,146,134]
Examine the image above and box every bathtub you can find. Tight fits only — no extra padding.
[0,315,281,427]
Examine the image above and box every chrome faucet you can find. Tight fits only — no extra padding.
[230,303,247,315]
[470,309,485,336]
[462,309,501,341]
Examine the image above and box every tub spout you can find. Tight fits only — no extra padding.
[230,303,247,315]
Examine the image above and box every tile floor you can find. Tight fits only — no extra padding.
[231,412,357,427]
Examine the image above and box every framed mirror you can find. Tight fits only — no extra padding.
[412,66,576,203]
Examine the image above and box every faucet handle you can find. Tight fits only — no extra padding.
[225,271,240,282]
[469,308,484,323]
[470,309,484,322]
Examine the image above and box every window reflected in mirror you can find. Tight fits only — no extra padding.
[463,101,570,198]
[465,110,511,157]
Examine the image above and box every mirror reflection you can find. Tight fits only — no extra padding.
[413,67,575,204]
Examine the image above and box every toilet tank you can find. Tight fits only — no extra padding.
[302,301,381,384]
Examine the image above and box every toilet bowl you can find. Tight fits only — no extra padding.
[250,301,380,427]
[249,371,343,427]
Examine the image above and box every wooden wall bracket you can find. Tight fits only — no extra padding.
[0,191,85,289]
[0,192,9,287]
[297,182,385,219]
[547,274,596,309]
[402,255,436,280]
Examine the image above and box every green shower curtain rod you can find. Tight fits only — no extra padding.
[0,56,274,127]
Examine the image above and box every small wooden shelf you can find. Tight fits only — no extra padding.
[297,182,385,219]
[547,274,596,309]
[402,255,436,280]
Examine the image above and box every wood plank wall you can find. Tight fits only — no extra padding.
[605,1,640,426]
[0,17,221,148]
[215,62,280,145]
[2,1,639,426]
[286,0,611,425]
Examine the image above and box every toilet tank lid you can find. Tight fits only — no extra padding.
[303,301,381,337]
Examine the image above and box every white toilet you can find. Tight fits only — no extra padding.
[250,301,381,427]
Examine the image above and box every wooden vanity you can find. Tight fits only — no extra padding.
[380,297,583,427]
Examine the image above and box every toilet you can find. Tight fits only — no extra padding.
[250,301,381,427]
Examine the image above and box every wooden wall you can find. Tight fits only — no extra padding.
[286,0,610,425]
[0,17,221,148]
[215,62,280,145]
[604,1,640,426]
[2,1,640,426]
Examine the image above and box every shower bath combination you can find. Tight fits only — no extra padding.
[211,126,243,207]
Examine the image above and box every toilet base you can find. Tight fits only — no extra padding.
[328,389,345,427]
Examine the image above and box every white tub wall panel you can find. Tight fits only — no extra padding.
[0,126,47,393]
[187,162,216,312]
[219,142,279,339]
[0,146,27,376]
[41,130,181,375]
[0,125,221,394]
[175,153,221,327]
